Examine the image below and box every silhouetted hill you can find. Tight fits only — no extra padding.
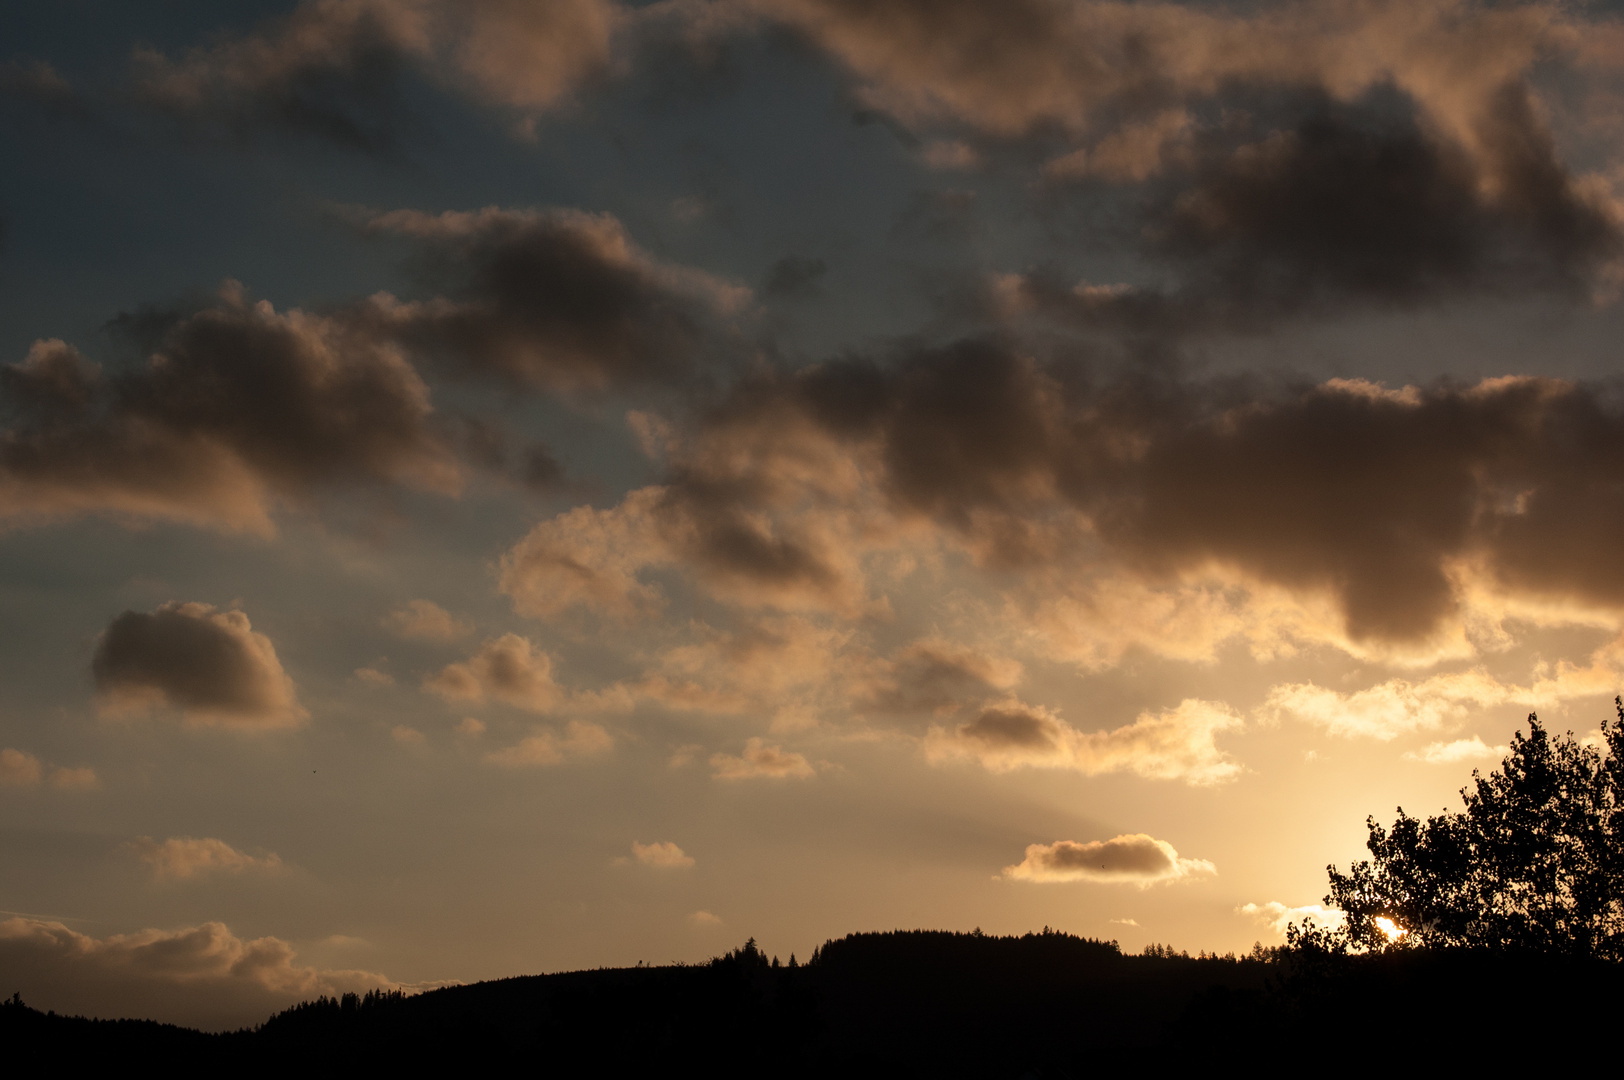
[6,929,1620,1074]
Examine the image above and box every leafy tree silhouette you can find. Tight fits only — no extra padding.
[1314,701,1624,956]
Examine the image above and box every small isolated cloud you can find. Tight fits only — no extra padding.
[1110,918,1140,927]
[454,716,485,736]
[630,840,694,869]
[354,666,394,687]
[1403,735,1510,764]
[0,748,42,786]
[0,750,95,790]
[383,599,472,642]
[425,633,560,712]
[483,720,612,767]
[689,910,723,926]
[92,602,306,730]
[48,767,98,791]
[131,836,283,880]
[1240,901,1345,937]
[709,738,815,780]
[391,725,426,746]
[668,743,703,768]
[1002,834,1216,886]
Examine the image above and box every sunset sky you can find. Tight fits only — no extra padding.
[6,0,1624,1030]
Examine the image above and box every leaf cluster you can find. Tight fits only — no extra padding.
[1317,701,1624,957]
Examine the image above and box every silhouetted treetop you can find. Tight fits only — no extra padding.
[1321,702,1624,957]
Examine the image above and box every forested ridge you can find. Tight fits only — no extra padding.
[9,713,1624,1074]
[5,928,1620,1073]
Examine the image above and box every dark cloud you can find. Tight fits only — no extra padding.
[633,339,1624,643]
[92,602,306,729]
[0,59,88,119]
[761,255,828,299]
[1018,86,1623,331]
[132,11,416,153]
[1002,834,1214,883]
[129,0,618,149]
[0,286,459,533]
[362,207,750,393]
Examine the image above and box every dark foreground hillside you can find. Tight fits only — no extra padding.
[5,929,1619,1075]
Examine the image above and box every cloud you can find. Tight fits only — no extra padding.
[354,666,395,686]
[0,750,96,790]
[619,348,1624,652]
[0,748,42,786]
[0,288,460,535]
[1002,834,1216,885]
[360,206,749,393]
[709,737,815,779]
[689,910,723,926]
[131,0,620,148]
[1261,656,1620,740]
[454,716,486,736]
[482,720,612,767]
[1013,86,1620,329]
[499,487,672,620]
[92,602,307,730]
[1240,901,1345,937]
[1403,736,1510,764]
[927,698,1242,786]
[425,633,560,712]
[131,837,284,880]
[853,639,1023,718]
[48,767,98,791]
[0,916,397,1030]
[383,599,473,641]
[391,725,426,746]
[630,840,694,869]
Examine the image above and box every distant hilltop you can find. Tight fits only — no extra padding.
[5,927,1619,1073]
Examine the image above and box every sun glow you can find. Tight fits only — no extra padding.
[1374,917,1406,944]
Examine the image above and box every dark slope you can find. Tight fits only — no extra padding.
[6,929,1620,1075]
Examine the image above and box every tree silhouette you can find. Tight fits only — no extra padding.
[1321,701,1624,956]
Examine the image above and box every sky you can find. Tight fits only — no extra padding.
[5,0,1624,1030]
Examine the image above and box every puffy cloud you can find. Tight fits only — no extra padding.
[360,206,749,392]
[1012,86,1620,329]
[131,837,284,880]
[482,720,612,767]
[1403,736,1511,764]
[709,738,815,779]
[391,725,426,745]
[630,840,694,869]
[425,633,560,712]
[0,748,42,786]
[927,698,1242,786]
[689,910,723,926]
[92,602,307,730]
[454,716,486,736]
[132,0,620,147]
[1002,834,1216,885]
[0,916,397,1030]
[852,639,1023,718]
[383,599,472,641]
[48,767,99,791]
[611,348,1624,652]
[354,666,395,686]
[1261,654,1621,740]
[0,750,97,790]
[0,288,460,535]
[1240,901,1345,937]
[500,486,671,620]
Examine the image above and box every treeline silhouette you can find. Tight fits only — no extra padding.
[11,710,1624,1072]
[7,929,1619,1073]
